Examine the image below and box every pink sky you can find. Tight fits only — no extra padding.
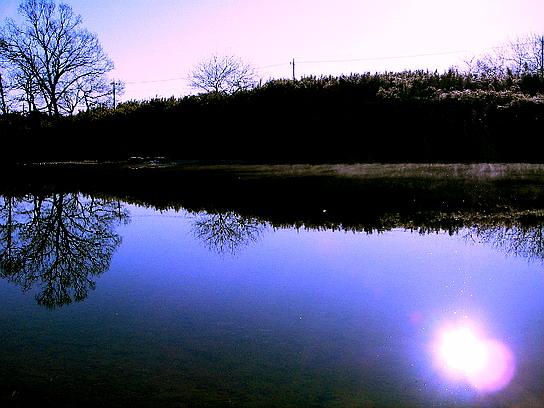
[1,0,543,101]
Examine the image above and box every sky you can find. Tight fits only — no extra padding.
[0,0,543,102]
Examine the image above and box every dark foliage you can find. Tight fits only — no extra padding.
[1,70,543,163]
[3,163,544,261]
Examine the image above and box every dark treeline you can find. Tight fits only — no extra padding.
[1,70,544,163]
[4,164,544,306]
[4,163,544,234]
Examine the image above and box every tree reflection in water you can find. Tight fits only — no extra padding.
[194,211,266,255]
[0,194,129,308]
[468,224,544,262]
[192,208,544,260]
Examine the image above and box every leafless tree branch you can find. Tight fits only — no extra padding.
[0,0,115,115]
[189,54,257,95]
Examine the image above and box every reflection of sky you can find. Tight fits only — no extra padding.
[1,204,544,405]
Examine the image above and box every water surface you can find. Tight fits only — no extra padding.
[1,183,544,407]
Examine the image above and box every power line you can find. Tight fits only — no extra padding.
[297,49,472,65]
[256,62,290,69]
[124,64,292,85]
[125,76,186,85]
[121,40,541,86]
[112,80,116,108]
[296,41,538,65]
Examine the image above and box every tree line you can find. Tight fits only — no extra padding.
[0,68,543,163]
[2,0,543,117]
[0,0,543,163]
[5,163,544,261]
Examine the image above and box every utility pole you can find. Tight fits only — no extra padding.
[112,80,116,109]
[290,58,296,81]
[540,36,544,78]
[0,73,6,114]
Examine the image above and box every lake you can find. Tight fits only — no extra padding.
[1,163,544,407]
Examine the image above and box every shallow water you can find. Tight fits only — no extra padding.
[1,194,544,407]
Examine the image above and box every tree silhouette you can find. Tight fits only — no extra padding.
[189,54,257,95]
[0,0,115,115]
[468,224,544,262]
[465,34,544,78]
[194,211,265,255]
[0,193,129,308]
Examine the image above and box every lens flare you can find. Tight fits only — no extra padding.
[432,322,515,393]
[439,326,489,376]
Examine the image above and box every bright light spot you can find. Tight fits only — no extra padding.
[440,327,488,376]
[432,322,515,393]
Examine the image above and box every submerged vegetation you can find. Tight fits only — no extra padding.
[1,69,543,163]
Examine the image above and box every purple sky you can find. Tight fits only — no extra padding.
[1,0,543,102]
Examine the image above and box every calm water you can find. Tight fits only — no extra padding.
[1,193,544,407]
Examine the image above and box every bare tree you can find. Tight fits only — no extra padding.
[465,34,544,78]
[508,39,532,74]
[0,193,129,308]
[0,0,114,115]
[189,54,257,95]
[466,224,544,262]
[528,34,544,77]
[194,211,265,255]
